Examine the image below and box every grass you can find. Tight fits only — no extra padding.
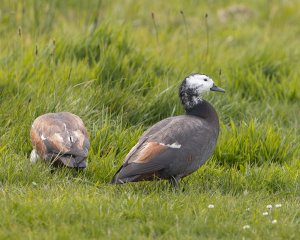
[0,0,299,239]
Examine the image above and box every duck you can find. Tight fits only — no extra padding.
[30,112,90,168]
[111,73,225,187]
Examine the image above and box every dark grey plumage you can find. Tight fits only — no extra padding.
[111,73,225,186]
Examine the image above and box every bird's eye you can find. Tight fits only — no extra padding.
[204,78,208,82]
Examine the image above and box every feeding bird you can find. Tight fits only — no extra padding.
[111,73,225,187]
[30,112,90,168]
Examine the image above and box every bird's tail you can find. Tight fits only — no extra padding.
[110,164,125,184]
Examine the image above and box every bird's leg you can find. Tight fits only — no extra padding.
[169,176,180,189]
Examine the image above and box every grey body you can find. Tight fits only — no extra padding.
[111,100,220,184]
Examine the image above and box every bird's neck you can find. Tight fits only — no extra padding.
[185,99,219,127]
[180,90,202,110]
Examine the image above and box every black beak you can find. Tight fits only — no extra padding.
[210,84,225,93]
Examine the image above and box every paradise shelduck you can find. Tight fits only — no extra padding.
[30,112,90,168]
[111,73,225,187]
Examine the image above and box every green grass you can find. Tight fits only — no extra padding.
[0,0,299,239]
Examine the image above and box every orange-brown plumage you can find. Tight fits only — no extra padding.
[30,112,90,168]
[131,142,168,164]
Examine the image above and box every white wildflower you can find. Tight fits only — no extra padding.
[243,225,250,230]
[266,204,272,209]
[262,212,269,216]
[208,204,215,209]
[246,208,250,211]
[275,204,282,208]
[272,219,277,224]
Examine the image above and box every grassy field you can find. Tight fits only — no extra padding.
[0,0,299,239]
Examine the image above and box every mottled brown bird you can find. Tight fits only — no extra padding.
[30,112,90,168]
[111,73,225,187]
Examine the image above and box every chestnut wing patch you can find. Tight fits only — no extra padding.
[44,133,69,153]
[131,142,168,164]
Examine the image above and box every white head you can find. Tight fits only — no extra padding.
[185,74,216,94]
[179,73,225,110]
